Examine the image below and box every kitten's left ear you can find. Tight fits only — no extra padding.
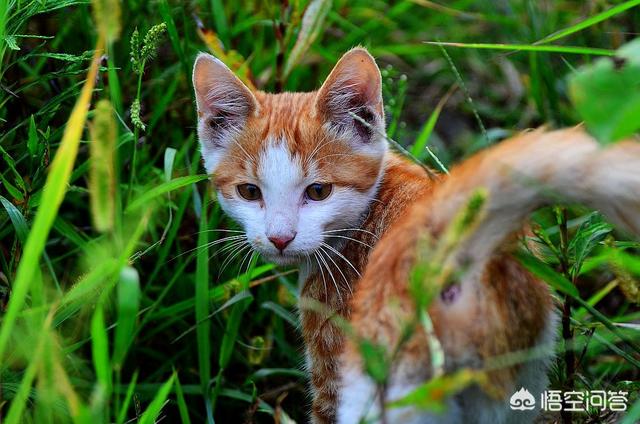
[193,53,259,173]
[192,53,258,148]
[192,53,258,118]
[315,47,384,142]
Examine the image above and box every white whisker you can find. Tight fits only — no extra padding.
[312,251,329,300]
[237,248,255,278]
[316,247,342,304]
[323,228,379,240]
[304,252,312,275]
[205,234,247,247]
[321,242,361,279]
[218,242,252,277]
[313,153,356,161]
[194,229,246,234]
[245,251,257,275]
[215,240,248,263]
[319,245,352,296]
[322,234,374,250]
[305,133,334,168]
[230,137,254,164]
[169,234,247,261]
[210,239,247,259]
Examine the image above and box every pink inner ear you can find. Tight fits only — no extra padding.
[316,49,383,120]
[318,76,383,128]
[196,77,255,119]
[193,54,257,117]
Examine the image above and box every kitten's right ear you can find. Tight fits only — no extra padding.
[315,48,384,144]
[192,53,258,149]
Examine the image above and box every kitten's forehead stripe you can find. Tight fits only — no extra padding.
[258,139,304,193]
[258,92,315,136]
[254,92,319,162]
[210,90,384,196]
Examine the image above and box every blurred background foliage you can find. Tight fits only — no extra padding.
[1,0,640,423]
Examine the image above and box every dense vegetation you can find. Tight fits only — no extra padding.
[1,0,640,423]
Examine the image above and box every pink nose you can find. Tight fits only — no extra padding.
[268,234,296,251]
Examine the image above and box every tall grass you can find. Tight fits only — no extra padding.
[1,0,639,422]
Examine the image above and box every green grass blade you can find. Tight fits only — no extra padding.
[27,115,38,158]
[535,0,640,45]
[516,252,580,297]
[158,0,189,79]
[248,368,307,381]
[212,256,257,413]
[195,190,212,419]
[91,303,111,405]
[116,371,138,424]
[163,147,177,182]
[147,264,276,320]
[106,46,123,115]
[621,397,640,424]
[517,252,640,356]
[590,326,640,369]
[0,0,8,68]
[173,290,254,344]
[54,260,119,327]
[125,175,208,212]
[210,0,230,47]
[426,41,615,56]
[137,373,175,424]
[218,267,255,370]
[4,312,54,424]
[113,266,141,369]
[410,102,442,158]
[573,296,640,358]
[283,0,332,79]
[437,44,488,145]
[261,301,297,327]
[409,86,452,173]
[5,344,41,424]
[174,372,192,424]
[0,194,29,242]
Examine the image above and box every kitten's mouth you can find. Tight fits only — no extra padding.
[261,250,302,266]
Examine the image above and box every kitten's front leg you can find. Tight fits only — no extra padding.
[310,381,337,424]
[304,332,341,423]
[301,313,343,423]
[300,268,353,423]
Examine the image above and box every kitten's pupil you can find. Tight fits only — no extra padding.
[306,183,332,201]
[237,183,261,201]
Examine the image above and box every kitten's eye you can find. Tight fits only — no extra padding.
[237,184,262,201]
[305,183,332,201]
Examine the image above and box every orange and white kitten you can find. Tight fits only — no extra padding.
[193,48,423,422]
[192,49,640,424]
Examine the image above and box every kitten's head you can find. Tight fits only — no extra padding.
[192,48,387,265]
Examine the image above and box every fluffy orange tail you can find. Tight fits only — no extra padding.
[428,127,640,266]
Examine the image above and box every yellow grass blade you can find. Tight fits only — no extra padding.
[0,38,104,360]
